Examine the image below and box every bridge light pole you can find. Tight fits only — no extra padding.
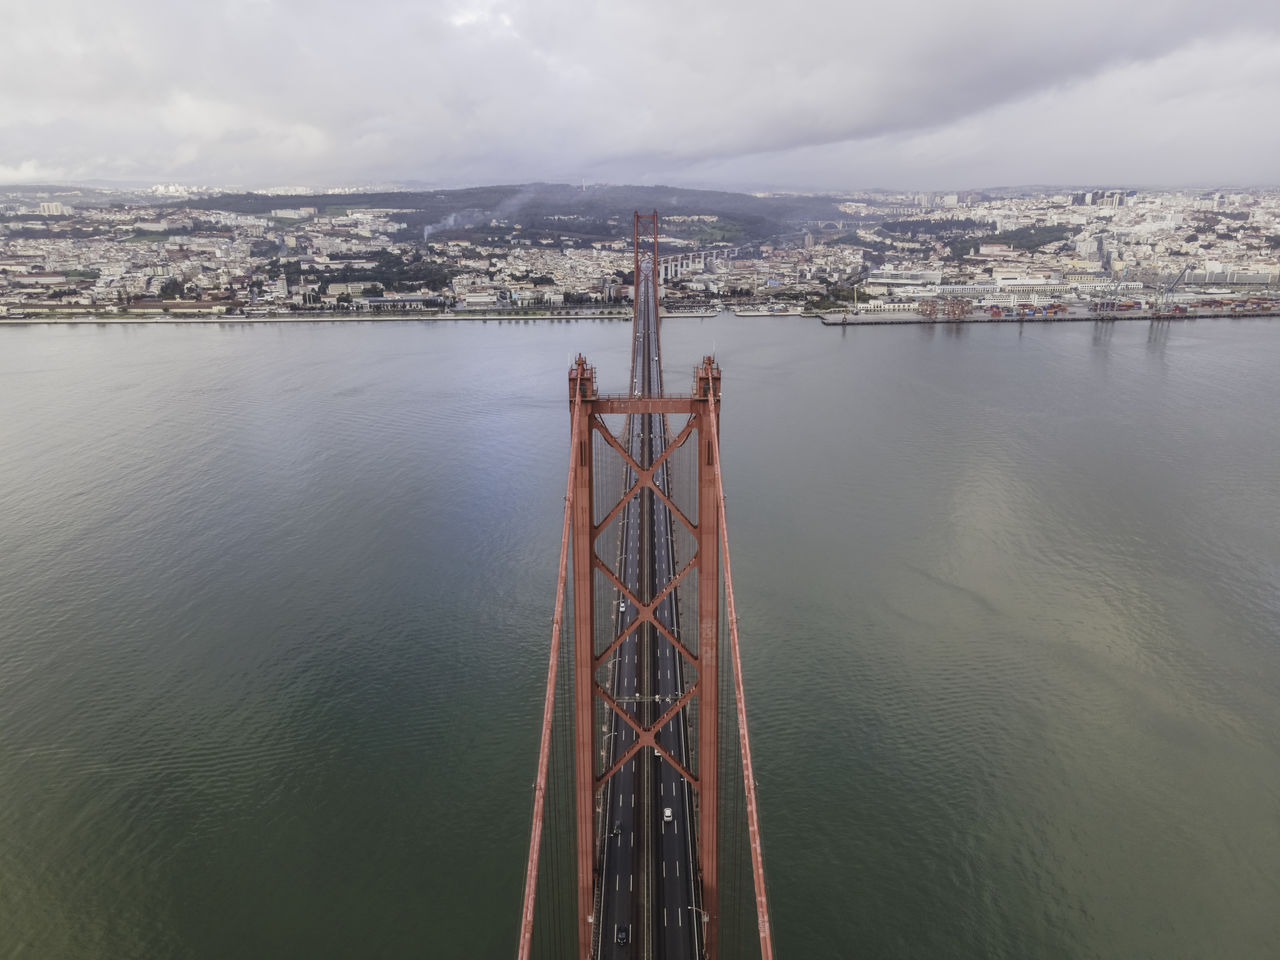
[599,730,618,758]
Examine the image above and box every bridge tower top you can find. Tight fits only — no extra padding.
[568,354,596,400]
[695,355,721,400]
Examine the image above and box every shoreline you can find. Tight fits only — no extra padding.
[0,309,723,325]
[0,312,637,325]
[819,311,1280,326]
[6,309,1278,327]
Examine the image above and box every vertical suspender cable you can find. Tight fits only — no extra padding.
[517,395,582,960]
[706,408,776,960]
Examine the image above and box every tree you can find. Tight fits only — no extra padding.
[159,277,183,299]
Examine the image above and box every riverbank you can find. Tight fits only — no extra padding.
[8,308,1278,327]
[820,310,1280,326]
[0,308,731,325]
[0,311,639,325]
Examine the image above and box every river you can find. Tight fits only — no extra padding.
[1,316,1278,958]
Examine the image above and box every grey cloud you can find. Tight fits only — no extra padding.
[2,0,1278,189]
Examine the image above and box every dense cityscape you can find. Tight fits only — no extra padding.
[3,183,1278,321]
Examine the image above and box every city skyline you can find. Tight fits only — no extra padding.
[4,0,1280,192]
[4,184,1278,324]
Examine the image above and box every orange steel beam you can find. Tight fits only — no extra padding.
[695,357,721,959]
[707,391,776,960]
[590,415,697,537]
[589,397,696,414]
[569,355,597,960]
[516,392,583,960]
[594,702,698,791]
[593,672,700,749]
[590,558,699,668]
[589,602,696,689]
[645,682,701,749]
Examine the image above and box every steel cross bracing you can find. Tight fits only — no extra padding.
[588,214,704,960]
[518,213,775,960]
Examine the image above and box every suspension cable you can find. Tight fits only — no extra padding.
[706,406,776,960]
[517,394,582,960]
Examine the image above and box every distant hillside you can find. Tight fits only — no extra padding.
[180,183,846,245]
[0,184,123,206]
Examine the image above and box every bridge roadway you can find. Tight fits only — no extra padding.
[597,255,700,959]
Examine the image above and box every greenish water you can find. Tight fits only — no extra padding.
[2,317,1278,958]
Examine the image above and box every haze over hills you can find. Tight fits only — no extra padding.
[177,183,849,246]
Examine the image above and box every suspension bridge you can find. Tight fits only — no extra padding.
[517,213,775,960]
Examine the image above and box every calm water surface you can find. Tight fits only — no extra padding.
[1,317,1278,958]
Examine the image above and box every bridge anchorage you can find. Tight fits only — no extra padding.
[519,213,775,960]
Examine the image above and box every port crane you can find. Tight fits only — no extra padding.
[1151,264,1191,316]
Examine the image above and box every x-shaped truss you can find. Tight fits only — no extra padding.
[589,412,703,793]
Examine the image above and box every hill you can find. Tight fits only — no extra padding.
[181,183,846,245]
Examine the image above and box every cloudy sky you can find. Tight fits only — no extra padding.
[4,0,1279,192]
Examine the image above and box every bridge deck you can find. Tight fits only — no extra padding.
[597,251,699,960]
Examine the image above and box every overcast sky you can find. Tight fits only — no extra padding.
[4,0,1279,192]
